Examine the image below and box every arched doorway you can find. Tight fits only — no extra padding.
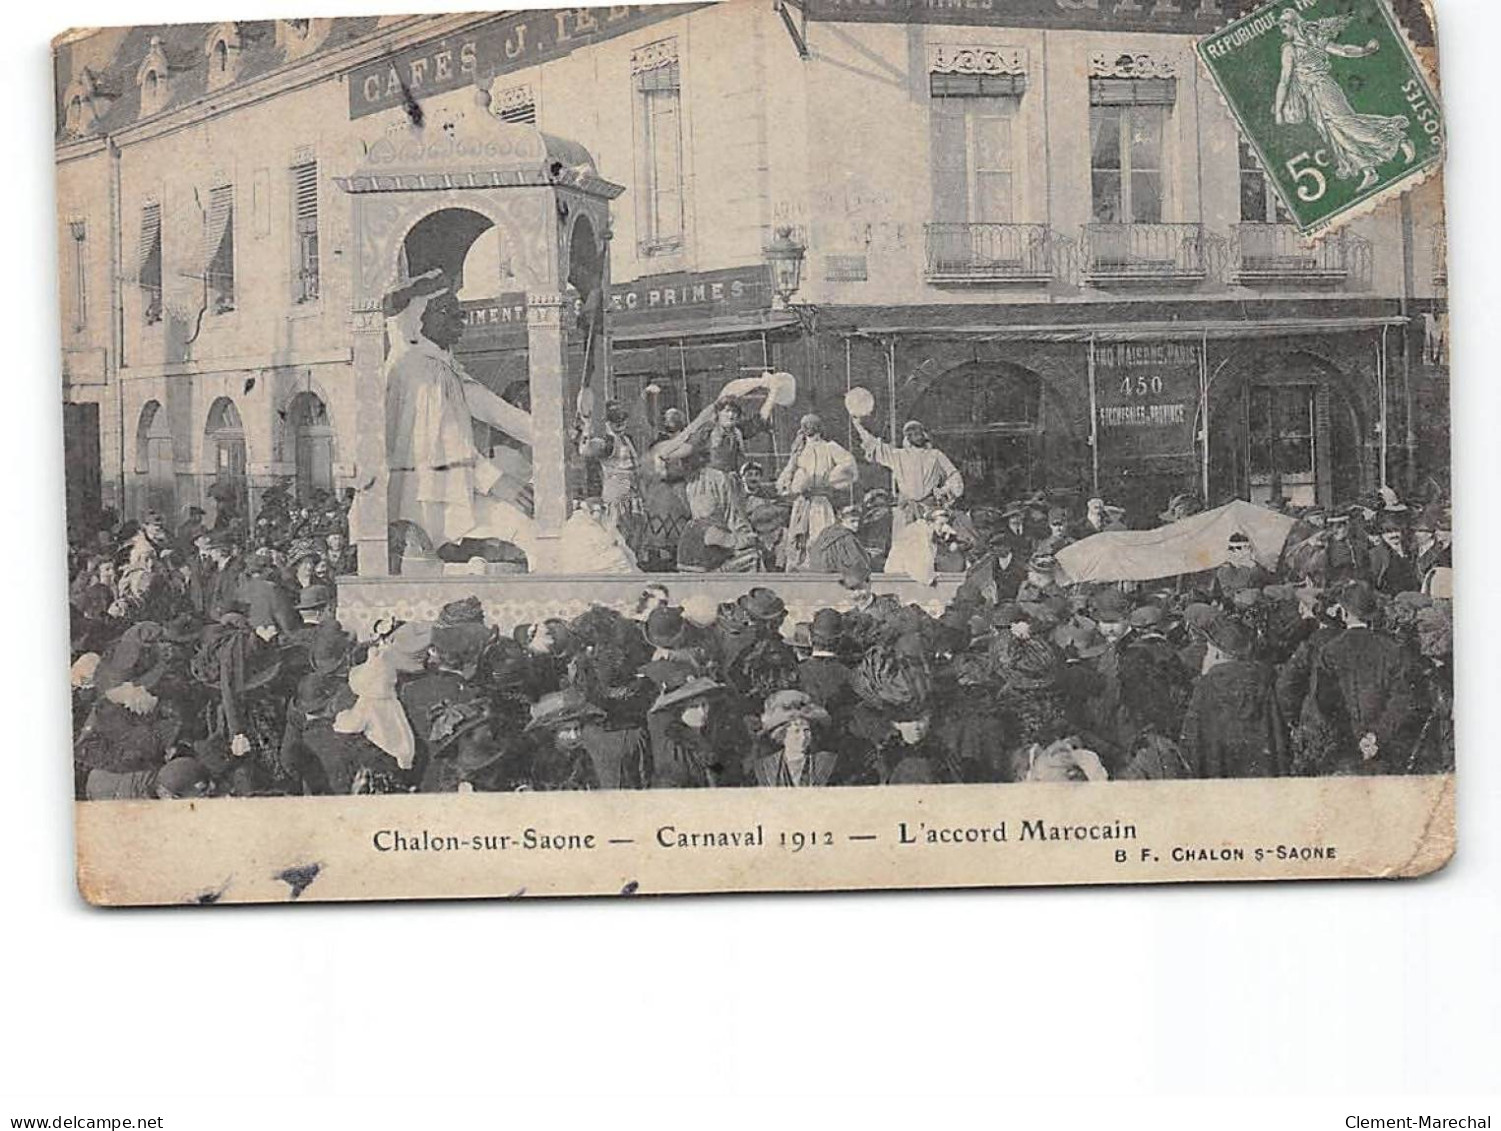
[285,391,334,501]
[906,361,1084,507]
[204,396,248,526]
[136,400,176,518]
[1208,352,1365,508]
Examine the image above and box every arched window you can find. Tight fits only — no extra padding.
[204,397,248,525]
[136,401,176,518]
[286,391,334,501]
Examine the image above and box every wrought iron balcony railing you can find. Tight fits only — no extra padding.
[924,222,1061,285]
[1082,222,1206,284]
[1232,223,1358,287]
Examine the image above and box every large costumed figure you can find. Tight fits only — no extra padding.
[376,270,545,569]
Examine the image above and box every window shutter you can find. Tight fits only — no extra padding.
[292,162,318,235]
[136,203,162,278]
[201,185,234,270]
[1088,77,1177,106]
[929,73,1025,98]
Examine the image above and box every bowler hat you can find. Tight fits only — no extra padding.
[810,608,843,648]
[297,584,334,611]
[758,689,831,736]
[642,606,690,650]
[742,587,788,623]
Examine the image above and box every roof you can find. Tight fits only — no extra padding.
[55,18,381,140]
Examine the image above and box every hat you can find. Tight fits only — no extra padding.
[1129,604,1164,629]
[1091,588,1131,623]
[1227,531,1252,548]
[742,587,788,623]
[154,755,211,798]
[437,596,486,627]
[525,689,606,732]
[643,606,690,650]
[384,621,434,673]
[1028,551,1057,574]
[309,618,354,674]
[297,584,334,611]
[1184,602,1220,635]
[852,648,932,719]
[427,698,494,754]
[1005,637,1061,690]
[1058,618,1109,660]
[95,625,169,692]
[810,608,843,648]
[432,620,495,670]
[1206,615,1254,660]
[758,689,831,736]
[650,674,725,714]
[1339,579,1379,621]
[1159,493,1200,523]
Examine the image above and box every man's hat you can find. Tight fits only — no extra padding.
[524,688,606,732]
[642,606,690,650]
[1227,530,1252,548]
[742,587,788,623]
[650,674,725,715]
[1090,588,1132,623]
[297,584,334,611]
[810,608,843,648]
[309,618,354,675]
[1129,604,1165,630]
[1028,551,1057,573]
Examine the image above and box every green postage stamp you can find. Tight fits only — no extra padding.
[1198,0,1444,234]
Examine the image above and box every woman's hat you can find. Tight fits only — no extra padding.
[1005,637,1062,691]
[309,618,355,675]
[432,620,496,670]
[758,689,830,735]
[427,698,495,754]
[524,688,606,732]
[437,596,486,627]
[650,674,725,715]
[1205,615,1255,660]
[642,606,690,650]
[852,647,931,719]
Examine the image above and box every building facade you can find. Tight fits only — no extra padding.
[55,0,1448,537]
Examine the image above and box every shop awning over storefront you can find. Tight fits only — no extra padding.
[609,310,801,345]
[843,315,1409,343]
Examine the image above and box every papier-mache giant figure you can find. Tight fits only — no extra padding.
[381,269,542,567]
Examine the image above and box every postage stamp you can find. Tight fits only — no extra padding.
[1198,0,1444,234]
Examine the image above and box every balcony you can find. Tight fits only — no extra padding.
[1082,222,1205,285]
[924,222,1060,286]
[1232,223,1362,288]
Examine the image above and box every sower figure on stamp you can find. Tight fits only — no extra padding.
[1274,9,1415,192]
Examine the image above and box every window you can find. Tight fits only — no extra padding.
[69,221,87,331]
[930,89,1017,224]
[204,185,235,314]
[138,203,162,325]
[1090,102,1166,224]
[292,161,319,303]
[1238,139,1290,223]
[632,40,684,254]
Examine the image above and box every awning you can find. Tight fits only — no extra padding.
[610,310,801,345]
[844,315,1408,343]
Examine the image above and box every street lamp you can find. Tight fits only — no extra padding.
[764,226,806,310]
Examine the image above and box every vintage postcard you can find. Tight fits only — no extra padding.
[55,0,1454,907]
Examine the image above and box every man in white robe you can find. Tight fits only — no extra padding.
[851,418,963,542]
[381,272,542,566]
[778,414,857,572]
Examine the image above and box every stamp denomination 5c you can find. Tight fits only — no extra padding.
[1198,0,1443,233]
